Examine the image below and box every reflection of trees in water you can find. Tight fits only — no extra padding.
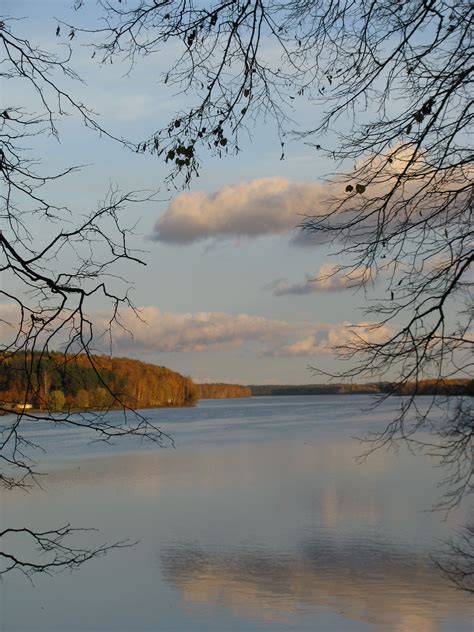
[161,540,473,630]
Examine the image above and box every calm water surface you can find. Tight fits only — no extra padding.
[1,396,473,631]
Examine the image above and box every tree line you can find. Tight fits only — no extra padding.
[250,380,473,397]
[2,354,469,412]
[0,353,198,411]
[197,383,252,399]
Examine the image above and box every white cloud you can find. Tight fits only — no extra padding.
[150,177,330,244]
[270,263,371,296]
[269,322,393,357]
[0,301,393,361]
[150,144,472,247]
[93,306,392,359]
[100,306,292,353]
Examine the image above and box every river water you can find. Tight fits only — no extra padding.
[1,396,473,631]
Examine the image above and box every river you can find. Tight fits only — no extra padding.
[1,395,473,631]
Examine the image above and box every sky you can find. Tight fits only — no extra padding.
[1,1,399,385]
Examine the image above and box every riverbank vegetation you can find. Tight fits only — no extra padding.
[2,353,470,413]
[250,380,473,397]
[197,383,252,399]
[0,353,197,412]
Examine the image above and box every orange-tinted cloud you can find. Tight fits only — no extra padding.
[269,263,372,296]
[151,145,472,247]
[93,306,392,358]
[150,176,329,244]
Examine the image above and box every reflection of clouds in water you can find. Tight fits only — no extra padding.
[161,540,473,630]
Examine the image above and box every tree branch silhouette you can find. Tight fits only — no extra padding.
[0,17,167,578]
[74,0,473,587]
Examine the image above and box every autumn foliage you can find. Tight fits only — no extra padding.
[0,353,197,411]
[197,383,252,399]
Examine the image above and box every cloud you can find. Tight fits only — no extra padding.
[0,301,392,360]
[150,177,330,244]
[100,306,293,353]
[270,263,371,296]
[150,144,472,247]
[93,306,391,359]
[268,322,392,357]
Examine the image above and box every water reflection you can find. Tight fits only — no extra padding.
[162,538,473,630]
[3,397,474,631]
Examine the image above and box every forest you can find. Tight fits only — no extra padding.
[1,353,470,413]
[0,353,197,411]
[197,383,252,399]
[250,380,473,397]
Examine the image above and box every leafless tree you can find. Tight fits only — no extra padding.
[0,524,132,579]
[73,0,472,585]
[0,18,171,577]
[436,523,474,593]
[2,0,471,582]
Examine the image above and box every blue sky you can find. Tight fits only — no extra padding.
[2,1,393,384]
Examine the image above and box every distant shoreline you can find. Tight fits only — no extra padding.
[2,382,471,417]
[249,379,472,397]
